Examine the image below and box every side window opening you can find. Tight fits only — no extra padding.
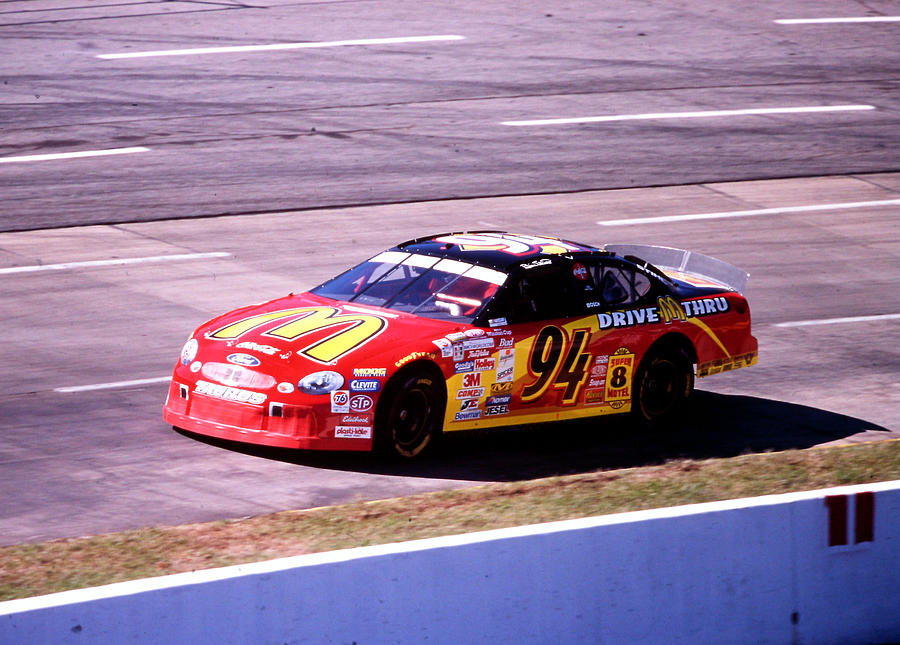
[500,263,575,323]
[585,261,654,309]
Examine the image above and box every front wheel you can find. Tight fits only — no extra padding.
[375,370,444,459]
[632,346,694,429]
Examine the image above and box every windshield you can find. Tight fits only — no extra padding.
[311,251,507,323]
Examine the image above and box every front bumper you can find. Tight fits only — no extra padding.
[163,380,371,451]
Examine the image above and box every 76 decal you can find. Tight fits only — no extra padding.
[521,325,592,405]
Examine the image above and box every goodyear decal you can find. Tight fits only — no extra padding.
[208,306,386,364]
[598,296,729,330]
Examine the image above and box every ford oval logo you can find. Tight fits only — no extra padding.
[226,353,260,367]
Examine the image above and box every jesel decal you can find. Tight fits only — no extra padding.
[598,296,729,330]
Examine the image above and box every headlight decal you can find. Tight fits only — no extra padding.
[298,371,345,395]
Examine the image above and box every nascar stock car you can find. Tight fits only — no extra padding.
[164,232,757,459]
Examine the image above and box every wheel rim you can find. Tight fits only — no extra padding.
[392,386,432,455]
[641,358,680,417]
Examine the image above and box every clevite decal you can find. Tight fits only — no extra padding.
[598,296,729,330]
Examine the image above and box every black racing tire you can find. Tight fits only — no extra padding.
[632,345,694,429]
[375,368,445,460]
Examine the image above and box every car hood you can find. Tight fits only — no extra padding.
[190,291,463,376]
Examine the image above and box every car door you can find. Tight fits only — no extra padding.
[494,256,660,425]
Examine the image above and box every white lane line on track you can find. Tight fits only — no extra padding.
[0,147,149,164]
[501,104,875,127]
[0,252,231,275]
[775,17,900,24]
[55,376,171,393]
[774,313,900,328]
[97,34,466,60]
[598,199,900,226]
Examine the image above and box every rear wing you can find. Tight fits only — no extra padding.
[602,244,750,294]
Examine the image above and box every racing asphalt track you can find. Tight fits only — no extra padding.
[1,0,899,544]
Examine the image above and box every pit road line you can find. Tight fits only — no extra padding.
[775,17,900,24]
[597,199,900,226]
[773,313,900,328]
[98,35,466,60]
[55,377,171,393]
[0,147,149,164]
[0,252,231,275]
[501,105,875,127]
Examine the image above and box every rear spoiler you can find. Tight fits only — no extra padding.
[602,244,750,294]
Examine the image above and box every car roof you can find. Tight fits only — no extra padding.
[394,231,607,271]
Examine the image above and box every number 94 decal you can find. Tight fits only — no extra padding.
[521,325,592,406]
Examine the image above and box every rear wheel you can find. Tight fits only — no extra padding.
[376,369,445,459]
[632,345,694,429]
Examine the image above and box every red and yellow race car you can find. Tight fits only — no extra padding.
[164,232,757,459]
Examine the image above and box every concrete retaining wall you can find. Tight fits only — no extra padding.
[2,481,899,644]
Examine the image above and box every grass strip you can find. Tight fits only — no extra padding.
[2,440,899,601]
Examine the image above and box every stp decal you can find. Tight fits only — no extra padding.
[208,306,387,364]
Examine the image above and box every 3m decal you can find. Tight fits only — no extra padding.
[461,372,482,388]
[521,325,592,405]
[209,306,386,364]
